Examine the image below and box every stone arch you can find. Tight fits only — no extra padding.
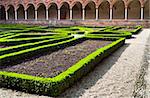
[7,5,15,20]
[83,0,96,8]
[128,0,141,19]
[98,1,110,19]
[17,4,25,20]
[48,3,58,20]
[0,5,6,20]
[59,1,71,9]
[72,2,82,19]
[60,2,70,19]
[85,1,96,19]
[27,4,35,20]
[144,0,150,19]
[37,3,46,20]
[71,0,83,8]
[113,0,125,19]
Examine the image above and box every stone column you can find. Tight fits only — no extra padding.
[125,7,128,20]
[25,10,27,20]
[141,7,144,20]
[58,9,60,20]
[5,10,8,20]
[46,9,49,20]
[15,9,17,20]
[110,8,112,20]
[35,10,37,20]
[70,9,72,20]
[82,8,85,20]
[96,8,98,20]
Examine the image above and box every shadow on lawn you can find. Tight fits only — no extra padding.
[58,43,130,98]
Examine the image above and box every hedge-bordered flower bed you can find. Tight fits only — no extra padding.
[0,37,125,96]
[0,36,74,56]
[0,37,85,66]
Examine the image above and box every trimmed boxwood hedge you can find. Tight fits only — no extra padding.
[0,36,74,56]
[87,31,132,38]
[3,33,66,39]
[0,37,125,96]
[0,33,15,38]
[86,34,131,39]
[114,26,142,34]
[131,26,142,34]
[0,35,68,46]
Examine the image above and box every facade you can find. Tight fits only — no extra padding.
[0,0,149,26]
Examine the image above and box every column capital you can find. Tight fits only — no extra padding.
[5,9,7,12]
[110,5,113,9]
[95,6,98,9]
[14,8,17,11]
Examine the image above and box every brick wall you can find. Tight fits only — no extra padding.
[0,20,149,28]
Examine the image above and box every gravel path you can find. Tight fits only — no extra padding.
[0,29,150,98]
[144,30,150,97]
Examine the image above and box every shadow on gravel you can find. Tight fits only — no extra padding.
[130,36,136,39]
[58,43,130,98]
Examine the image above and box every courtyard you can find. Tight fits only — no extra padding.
[0,0,150,97]
[0,25,149,97]
[0,24,149,97]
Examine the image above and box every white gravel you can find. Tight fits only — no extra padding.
[0,29,150,98]
[144,30,150,98]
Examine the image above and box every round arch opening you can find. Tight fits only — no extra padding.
[27,4,35,20]
[128,0,141,19]
[60,2,70,20]
[98,1,110,19]
[113,0,125,19]
[72,2,82,20]
[7,5,15,20]
[85,1,96,19]
[48,3,58,20]
[37,4,46,20]
[0,5,6,20]
[17,4,25,20]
